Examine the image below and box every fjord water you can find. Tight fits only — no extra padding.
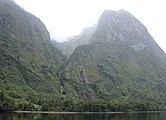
[0,112,166,120]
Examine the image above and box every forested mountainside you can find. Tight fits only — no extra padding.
[0,0,65,101]
[58,10,166,102]
[0,0,166,111]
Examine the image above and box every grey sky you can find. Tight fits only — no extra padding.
[14,0,166,52]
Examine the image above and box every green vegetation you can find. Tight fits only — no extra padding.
[0,0,65,99]
[0,89,165,112]
[40,99,166,112]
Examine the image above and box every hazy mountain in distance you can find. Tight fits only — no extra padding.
[52,24,97,57]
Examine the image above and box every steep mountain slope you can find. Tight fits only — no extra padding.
[59,10,166,102]
[0,0,65,98]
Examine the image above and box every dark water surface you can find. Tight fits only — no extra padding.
[0,112,166,120]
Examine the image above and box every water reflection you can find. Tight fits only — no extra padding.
[0,112,166,120]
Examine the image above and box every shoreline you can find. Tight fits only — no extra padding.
[14,111,124,114]
[14,111,166,114]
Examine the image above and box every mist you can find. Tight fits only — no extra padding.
[14,0,166,52]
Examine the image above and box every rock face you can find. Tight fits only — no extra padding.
[0,0,65,98]
[91,10,166,59]
[58,10,166,101]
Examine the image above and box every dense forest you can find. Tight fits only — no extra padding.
[0,90,165,112]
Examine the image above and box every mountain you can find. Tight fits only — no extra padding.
[58,10,166,102]
[0,0,65,99]
[0,0,166,111]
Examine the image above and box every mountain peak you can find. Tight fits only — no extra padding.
[98,9,147,33]
[91,10,158,51]
[103,9,129,14]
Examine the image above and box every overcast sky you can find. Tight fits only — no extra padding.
[13,0,166,52]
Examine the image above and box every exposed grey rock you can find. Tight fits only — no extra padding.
[131,42,146,52]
